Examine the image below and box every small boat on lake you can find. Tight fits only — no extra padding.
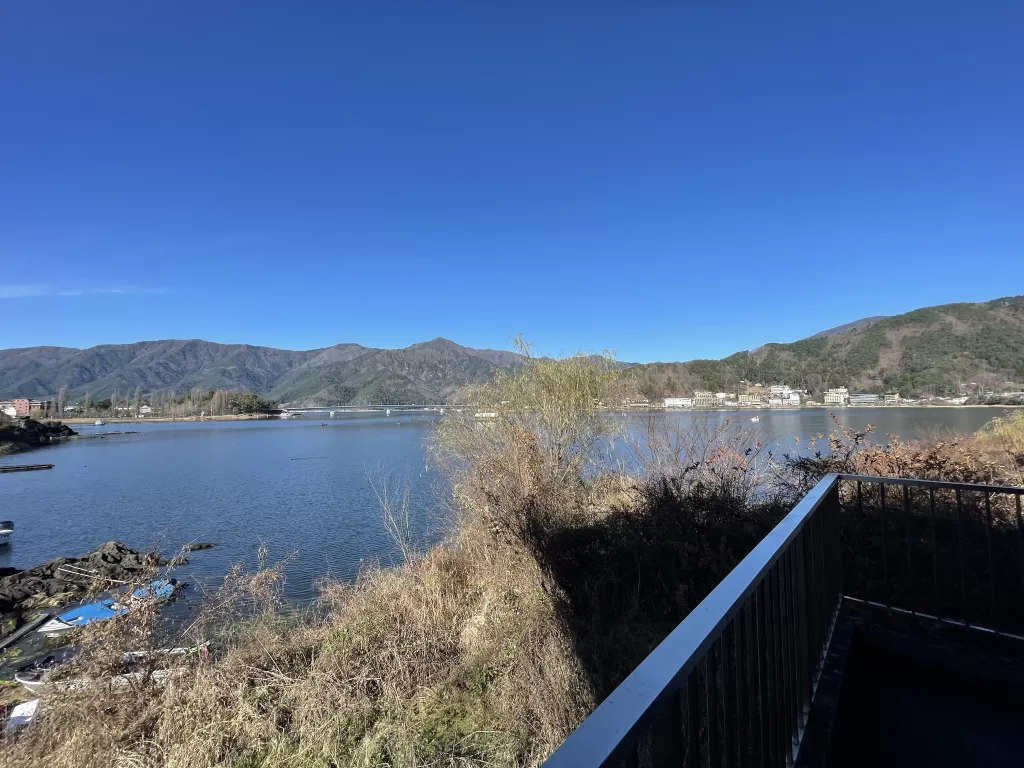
[750,416,760,423]
[0,521,12,547]
[36,579,179,636]
[94,419,105,426]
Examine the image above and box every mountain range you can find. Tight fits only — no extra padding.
[2,296,1022,404]
[0,337,520,405]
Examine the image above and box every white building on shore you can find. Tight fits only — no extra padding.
[693,391,717,408]
[824,387,849,406]
[664,397,693,408]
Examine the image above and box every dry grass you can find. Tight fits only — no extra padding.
[9,355,1022,767]
[976,409,1024,485]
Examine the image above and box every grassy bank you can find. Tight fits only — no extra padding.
[3,350,1023,767]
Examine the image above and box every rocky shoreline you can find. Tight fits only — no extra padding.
[0,541,208,640]
[0,417,77,456]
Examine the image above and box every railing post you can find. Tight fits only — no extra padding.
[830,478,843,607]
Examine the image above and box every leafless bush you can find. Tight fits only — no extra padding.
[367,462,417,565]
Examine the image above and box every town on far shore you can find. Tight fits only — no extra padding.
[3,379,1024,422]
[622,382,1024,411]
[1,397,159,419]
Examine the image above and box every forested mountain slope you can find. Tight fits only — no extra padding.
[3,296,1021,404]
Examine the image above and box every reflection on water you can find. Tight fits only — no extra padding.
[0,408,1007,600]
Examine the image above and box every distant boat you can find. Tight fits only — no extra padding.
[94,419,105,426]
[386,409,391,416]
[750,416,760,423]
[37,579,179,636]
[0,520,12,547]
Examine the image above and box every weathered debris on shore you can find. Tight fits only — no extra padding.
[0,542,182,641]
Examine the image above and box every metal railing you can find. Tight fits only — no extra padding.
[544,474,845,768]
[838,474,1024,636]
[543,472,1024,766]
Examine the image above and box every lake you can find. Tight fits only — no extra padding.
[0,407,1007,601]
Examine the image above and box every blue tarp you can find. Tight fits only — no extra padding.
[54,580,177,628]
[55,599,123,627]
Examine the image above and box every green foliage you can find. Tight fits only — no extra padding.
[630,296,1024,400]
[789,337,828,360]
[842,324,888,372]
[229,392,277,413]
[968,325,1024,378]
[686,359,730,391]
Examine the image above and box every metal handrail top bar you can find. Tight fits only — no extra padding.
[543,473,842,767]
[839,474,1024,495]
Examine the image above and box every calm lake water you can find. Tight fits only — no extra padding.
[0,408,1007,601]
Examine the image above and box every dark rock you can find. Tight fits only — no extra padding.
[0,540,176,618]
[9,586,31,602]
[0,416,76,455]
[45,580,65,596]
[0,567,20,579]
[182,542,217,552]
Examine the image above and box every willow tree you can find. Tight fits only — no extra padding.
[431,337,626,540]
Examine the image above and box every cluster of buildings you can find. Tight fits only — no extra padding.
[822,388,901,406]
[0,398,54,418]
[1,398,159,419]
[663,391,733,408]
[664,385,804,409]
[661,385,902,410]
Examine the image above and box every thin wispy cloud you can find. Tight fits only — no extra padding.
[0,284,170,299]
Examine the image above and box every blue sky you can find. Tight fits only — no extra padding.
[2,2,1022,362]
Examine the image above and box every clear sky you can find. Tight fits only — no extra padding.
[2,2,1022,362]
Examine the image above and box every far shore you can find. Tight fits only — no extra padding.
[32,401,1024,429]
[61,413,279,425]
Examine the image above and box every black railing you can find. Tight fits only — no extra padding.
[544,474,845,767]
[543,473,1024,767]
[838,475,1024,636]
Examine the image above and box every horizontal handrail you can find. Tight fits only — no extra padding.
[839,474,1024,495]
[543,473,841,766]
[544,472,1024,766]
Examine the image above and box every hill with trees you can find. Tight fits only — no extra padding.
[0,337,521,406]
[2,296,1022,405]
[632,296,1024,399]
